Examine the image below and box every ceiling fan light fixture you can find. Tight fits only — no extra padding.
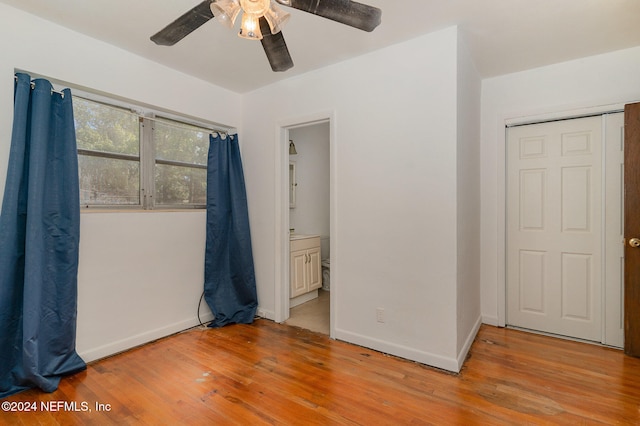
[239,0,270,16]
[211,0,242,28]
[238,13,263,40]
[212,0,287,39]
[264,2,290,34]
[153,0,381,73]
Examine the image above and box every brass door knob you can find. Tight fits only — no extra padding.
[629,238,640,248]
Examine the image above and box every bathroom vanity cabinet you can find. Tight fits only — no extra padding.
[290,235,322,299]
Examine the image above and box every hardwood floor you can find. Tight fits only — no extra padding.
[3,321,640,425]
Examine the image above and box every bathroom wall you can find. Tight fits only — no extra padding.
[289,122,331,259]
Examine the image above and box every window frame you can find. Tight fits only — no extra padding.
[72,91,230,211]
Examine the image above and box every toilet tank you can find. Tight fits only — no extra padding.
[321,236,330,260]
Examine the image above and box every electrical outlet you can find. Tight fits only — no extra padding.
[376,307,385,323]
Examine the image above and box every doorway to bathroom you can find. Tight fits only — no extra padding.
[275,114,335,337]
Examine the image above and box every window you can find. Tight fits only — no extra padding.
[153,119,208,207]
[75,98,141,206]
[73,96,216,209]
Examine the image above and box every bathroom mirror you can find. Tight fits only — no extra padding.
[289,161,296,208]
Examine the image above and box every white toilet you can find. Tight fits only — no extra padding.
[321,259,330,291]
[320,236,330,291]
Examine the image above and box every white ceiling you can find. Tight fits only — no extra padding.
[2,0,640,93]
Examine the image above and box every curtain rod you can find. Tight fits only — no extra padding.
[12,76,234,136]
[74,93,231,136]
[14,75,66,96]
[71,93,233,137]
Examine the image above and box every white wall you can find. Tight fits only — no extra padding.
[480,46,640,325]
[243,27,475,371]
[0,4,242,361]
[288,122,330,255]
[456,33,482,359]
[77,211,207,360]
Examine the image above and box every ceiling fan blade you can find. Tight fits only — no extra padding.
[284,0,381,32]
[151,0,215,46]
[259,17,294,72]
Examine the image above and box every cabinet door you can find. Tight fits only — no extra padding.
[307,246,322,291]
[290,249,307,297]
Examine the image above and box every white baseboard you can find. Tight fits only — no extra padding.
[257,306,275,321]
[333,316,482,373]
[456,315,482,371]
[290,290,318,308]
[333,328,460,373]
[77,313,214,363]
[481,315,499,327]
[79,305,278,363]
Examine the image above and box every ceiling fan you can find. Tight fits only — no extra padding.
[150,0,382,72]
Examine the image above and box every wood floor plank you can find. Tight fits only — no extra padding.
[2,321,640,425]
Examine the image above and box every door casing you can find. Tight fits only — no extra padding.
[274,111,336,339]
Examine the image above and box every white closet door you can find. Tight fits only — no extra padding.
[507,116,603,342]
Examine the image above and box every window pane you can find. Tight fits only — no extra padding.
[155,164,206,205]
[74,97,139,155]
[79,156,140,205]
[154,120,209,166]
